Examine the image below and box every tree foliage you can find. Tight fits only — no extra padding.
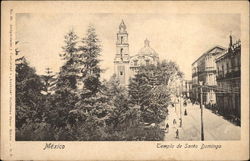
[79,25,102,95]
[15,42,44,124]
[128,61,182,124]
[15,27,183,141]
[56,30,79,91]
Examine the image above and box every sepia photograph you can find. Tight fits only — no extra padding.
[15,13,241,141]
[1,1,249,160]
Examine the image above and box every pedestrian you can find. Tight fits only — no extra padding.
[173,119,176,125]
[179,118,182,127]
[184,109,188,115]
[184,101,187,107]
[165,123,169,133]
[176,129,179,139]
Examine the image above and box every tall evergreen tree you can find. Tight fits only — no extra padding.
[15,41,48,140]
[56,30,79,91]
[41,67,56,95]
[67,25,111,141]
[104,74,130,129]
[47,30,80,140]
[16,57,45,128]
[79,25,102,95]
[128,71,152,108]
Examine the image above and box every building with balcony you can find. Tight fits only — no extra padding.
[191,45,226,104]
[191,61,199,101]
[215,35,241,121]
[182,80,192,98]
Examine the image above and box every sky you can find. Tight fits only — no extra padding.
[16,13,240,80]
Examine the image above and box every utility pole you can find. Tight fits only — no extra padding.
[179,81,182,127]
[175,83,177,113]
[199,81,204,141]
[180,96,182,118]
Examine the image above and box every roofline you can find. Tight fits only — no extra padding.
[216,40,241,62]
[215,53,227,62]
[192,45,226,65]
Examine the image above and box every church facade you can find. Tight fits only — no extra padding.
[114,20,160,86]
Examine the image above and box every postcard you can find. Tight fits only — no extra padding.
[1,1,249,160]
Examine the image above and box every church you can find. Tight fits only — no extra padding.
[114,20,160,86]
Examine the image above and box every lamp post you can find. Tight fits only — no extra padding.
[179,81,183,127]
[199,81,204,141]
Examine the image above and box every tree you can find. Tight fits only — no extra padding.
[44,30,80,140]
[128,60,183,124]
[16,57,45,127]
[15,41,48,140]
[41,67,56,95]
[63,25,111,141]
[56,30,79,91]
[159,60,184,95]
[144,85,170,123]
[104,74,130,129]
[128,67,152,108]
[78,25,102,95]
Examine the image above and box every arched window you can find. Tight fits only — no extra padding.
[120,48,123,55]
[134,60,138,66]
[121,36,123,44]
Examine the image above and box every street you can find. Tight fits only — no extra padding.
[163,101,241,141]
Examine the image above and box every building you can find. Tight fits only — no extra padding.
[191,46,226,104]
[215,35,241,121]
[191,61,199,101]
[182,80,192,98]
[114,20,159,86]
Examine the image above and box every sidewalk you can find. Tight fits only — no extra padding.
[163,105,183,141]
[164,102,240,141]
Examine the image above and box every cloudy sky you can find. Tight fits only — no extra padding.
[16,13,240,80]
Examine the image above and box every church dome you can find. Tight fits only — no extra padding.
[137,39,159,58]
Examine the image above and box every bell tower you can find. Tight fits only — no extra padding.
[114,20,130,86]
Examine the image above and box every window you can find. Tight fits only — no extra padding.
[234,57,238,67]
[121,36,123,44]
[120,48,123,55]
[211,74,215,85]
[224,63,227,74]
[222,65,224,76]
[120,71,123,75]
[134,60,138,66]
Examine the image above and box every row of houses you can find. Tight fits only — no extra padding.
[188,35,241,121]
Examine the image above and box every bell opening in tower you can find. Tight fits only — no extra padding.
[120,48,123,55]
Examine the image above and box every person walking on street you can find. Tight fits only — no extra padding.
[176,129,179,139]
[179,118,182,127]
[165,123,169,133]
[183,101,187,107]
[173,119,176,125]
[184,109,188,115]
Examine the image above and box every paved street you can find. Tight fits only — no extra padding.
[163,101,241,141]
